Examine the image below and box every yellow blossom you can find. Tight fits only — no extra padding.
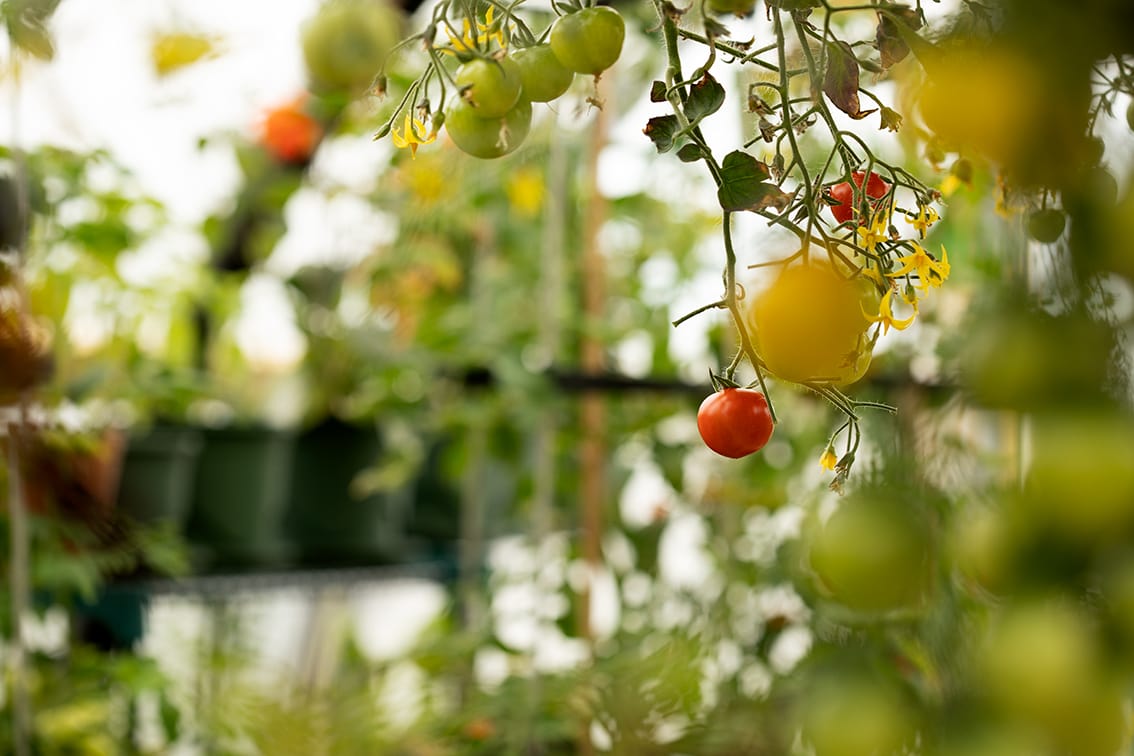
[855,213,889,255]
[906,205,939,238]
[866,288,916,334]
[391,113,436,158]
[476,6,508,49]
[820,446,838,471]
[889,242,949,291]
[443,6,508,54]
[506,167,545,217]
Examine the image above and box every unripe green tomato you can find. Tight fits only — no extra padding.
[302,0,402,94]
[1085,165,1118,206]
[808,492,931,613]
[801,670,916,756]
[975,601,1125,756]
[707,0,757,16]
[455,57,524,118]
[1026,208,1065,244]
[1127,100,1134,131]
[549,7,625,76]
[1025,411,1134,541]
[445,98,532,159]
[510,44,574,103]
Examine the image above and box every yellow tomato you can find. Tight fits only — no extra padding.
[748,263,879,386]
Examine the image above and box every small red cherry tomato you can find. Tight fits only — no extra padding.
[828,170,890,225]
[697,388,775,459]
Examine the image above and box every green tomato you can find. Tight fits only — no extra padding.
[302,0,402,94]
[445,98,532,159]
[549,7,625,76]
[510,44,574,103]
[707,0,757,16]
[1026,208,1065,244]
[455,57,524,118]
[808,490,932,613]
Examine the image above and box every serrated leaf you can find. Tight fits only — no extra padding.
[649,80,668,103]
[643,114,681,154]
[684,74,725,124]
[823,41,876,120]
[677,144,705,162]
[876,4,923,70]
[717,150,791,213]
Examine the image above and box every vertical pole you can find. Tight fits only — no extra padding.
[576,77,614,756]
[7,411,31,756]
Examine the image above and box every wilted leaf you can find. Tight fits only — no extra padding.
[650,80,668,103]
[823,41,876,119]
[643,114,681,154]
[879,106,903,132]
[684,74,726,123]
[876,5,924,70]
[717,150,792,213]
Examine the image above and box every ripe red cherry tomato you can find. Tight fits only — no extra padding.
[828,171,890,225]
[696,388,774,459]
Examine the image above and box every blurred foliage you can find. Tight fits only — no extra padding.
[5,0,1134,753]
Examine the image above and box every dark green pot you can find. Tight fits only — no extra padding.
[284,419,406,565]
[116,425,203,529]
[186,426,296,568]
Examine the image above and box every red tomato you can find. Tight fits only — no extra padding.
[828,171,890,225]
[260,98,323,164]
[697,388,774,459]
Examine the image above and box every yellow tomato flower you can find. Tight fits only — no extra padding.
[820,446,838,471]
[866,288,916,334]
[855,214,889,255]
[906,205,939,238]
[391,113,436,158]
[443,6,509,54]
[890,242,949,291]
[506,167,545,217]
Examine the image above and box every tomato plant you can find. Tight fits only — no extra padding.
[827,171,890,225]
[549,7,625,76]
[445,98,532,159]
[510,44,574,103]
[455,57,524,117]
[696,388,774,459]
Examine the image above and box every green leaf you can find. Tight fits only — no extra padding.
[676,144,705,163]
[684,74,726,124]
[823,41,876,120]
[643,114,681,154]
[7,14,54,60]
[649,80,668,103]
[717,150,792,213]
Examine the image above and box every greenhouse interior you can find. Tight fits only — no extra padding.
[3,0,1134,753]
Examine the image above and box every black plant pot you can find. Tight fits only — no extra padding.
[116,424,204,530]
[185,426,297,569]
[284,418,407,566]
